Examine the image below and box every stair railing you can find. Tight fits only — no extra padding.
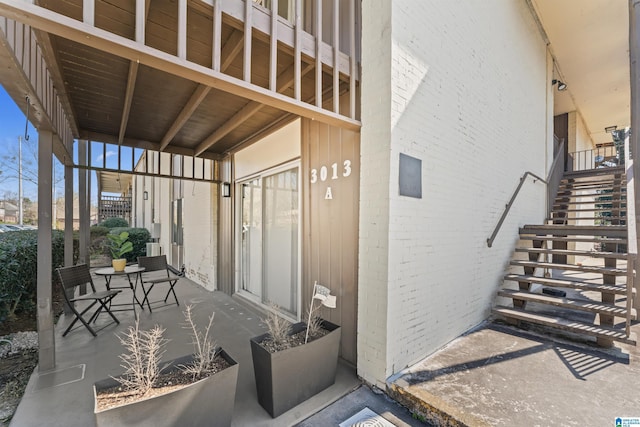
[487,141,565,248]
[624,129,639,333]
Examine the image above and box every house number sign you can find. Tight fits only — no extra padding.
[310,160,352,200]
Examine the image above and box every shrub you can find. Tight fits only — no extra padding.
[90,226,110,239]
[99,217,129,229]
[0,230,76,320]
[109,227,151,263]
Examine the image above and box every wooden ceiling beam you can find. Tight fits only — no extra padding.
[0,1,360,134]
[159,30,244,151]
[118,60,139,145]
[195,63,314,156]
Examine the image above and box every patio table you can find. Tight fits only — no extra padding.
[94,265,145,319]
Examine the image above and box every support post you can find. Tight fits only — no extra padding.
[64,139,74,314]
[78,140,88,267]
[37,130,55,372]
[630,0,640,312]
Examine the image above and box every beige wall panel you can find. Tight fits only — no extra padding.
[302,118,359,365]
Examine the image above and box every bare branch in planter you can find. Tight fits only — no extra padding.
[263,302,291,346]
[180,305,218,380]
[304,309,323,340]
[114,321,169,397]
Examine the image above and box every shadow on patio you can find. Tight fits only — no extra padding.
[11,271,360,427]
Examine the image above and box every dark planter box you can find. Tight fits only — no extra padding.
[94,350,238,427]
[250,320,341,418]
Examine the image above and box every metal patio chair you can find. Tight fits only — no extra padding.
[137,255,181,312]
[56,264,121,337]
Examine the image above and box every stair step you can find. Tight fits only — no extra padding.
[556,190,626,198]
[551,208,627,214]
[557,183,625,191]
[498,289,636,319]
[493,306,636,345]
[510,260,626,275]
[520,224,627,238]
[519,235,627,244]
[548,217,626,223]
[554,200,627,206]
[563,167,625,178]
[504,274,628,294]
[515,247,628,259]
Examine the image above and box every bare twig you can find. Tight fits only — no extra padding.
[114,321,168,397]
[180,305,218,380]
[263,302,291,346]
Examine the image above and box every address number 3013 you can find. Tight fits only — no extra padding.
[310,160,352,184]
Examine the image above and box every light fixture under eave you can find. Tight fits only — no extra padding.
[222,182,231,198]
[552,79,567,91]
[605,125,618,133]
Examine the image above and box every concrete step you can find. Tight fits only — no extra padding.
[514,247,628,259]
[498,289,636,319]
[553,200,627,206]
[493,306,636,345]
[510,260,626,275]
[503,274,628,295]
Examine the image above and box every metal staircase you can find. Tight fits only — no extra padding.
[494,167,637,347]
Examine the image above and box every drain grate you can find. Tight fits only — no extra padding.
[339,407,397,427]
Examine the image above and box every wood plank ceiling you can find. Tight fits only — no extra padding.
[33,0,354,160]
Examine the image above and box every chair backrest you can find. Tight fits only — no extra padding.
[56,264,96,293]
[137,255,169,273]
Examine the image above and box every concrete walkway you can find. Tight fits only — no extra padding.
[389,321,640,426]
[11,272,363,427]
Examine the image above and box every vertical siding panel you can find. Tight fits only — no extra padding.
[301,117,359,364]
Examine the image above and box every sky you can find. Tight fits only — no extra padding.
[0,85,142,205]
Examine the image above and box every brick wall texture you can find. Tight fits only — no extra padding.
[358,0,553,385]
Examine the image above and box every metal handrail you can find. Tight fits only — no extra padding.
[486,171,547,248]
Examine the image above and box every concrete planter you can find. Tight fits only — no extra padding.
[250,320,341,418]
[93,350,238,427]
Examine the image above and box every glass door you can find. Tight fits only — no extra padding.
[239,165,300,317]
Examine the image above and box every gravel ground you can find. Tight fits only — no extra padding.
[0,331,39,426]
[0,332,39,358]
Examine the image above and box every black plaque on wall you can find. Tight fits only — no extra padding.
[399,153,422,198]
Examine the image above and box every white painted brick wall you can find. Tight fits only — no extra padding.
[359,0,552,384]
[358,0,392,388]
[183,181,217,291]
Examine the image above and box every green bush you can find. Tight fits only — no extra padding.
[90,226,110,239]
[0,230,77,321]
[108,227,151,263]
[99,217,129,228]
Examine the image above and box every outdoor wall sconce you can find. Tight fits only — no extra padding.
[552,79,567,91]
[605,125,618,133]
[222,182,231,198]
[143,191,148,200]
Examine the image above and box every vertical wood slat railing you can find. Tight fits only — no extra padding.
[73,0,359,119]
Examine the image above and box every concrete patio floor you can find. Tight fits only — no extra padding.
[10,271,363,427]
[390,321,640,426]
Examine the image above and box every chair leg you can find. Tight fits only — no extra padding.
[97,298,120,325]
[141,283,154,312]
[63,303,98,337]
[163,280,179,306]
